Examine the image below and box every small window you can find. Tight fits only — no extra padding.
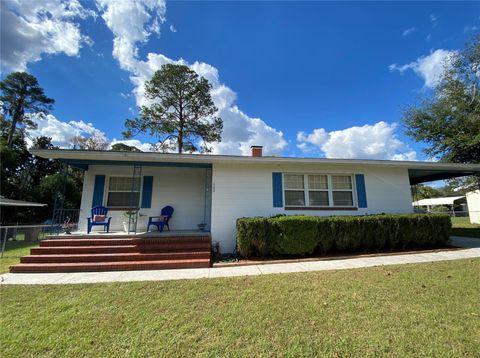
[106,177,141,207]
[285,191,306,206]
[332,175,353,206]
[309,191,329,206]
[308,175,328,190]
[284,174,305,189]
[332,175,352,190]
[333,191,354,206]
[284,174,305,206]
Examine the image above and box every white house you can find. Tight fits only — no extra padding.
[30,147,480,253]
[466,190,480,224]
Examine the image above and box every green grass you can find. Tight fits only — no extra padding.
[1,259,479,357]
[0,240,38,274]
[451,217,480,238]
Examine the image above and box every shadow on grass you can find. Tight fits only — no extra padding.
[451,228,480,238]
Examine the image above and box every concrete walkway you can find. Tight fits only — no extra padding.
[1,237,479,285]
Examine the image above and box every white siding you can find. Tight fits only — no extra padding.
[210,163,413,253]
[466,190,480,224]
[79,165,211,232]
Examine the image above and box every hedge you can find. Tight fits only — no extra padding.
[236,214,451,258]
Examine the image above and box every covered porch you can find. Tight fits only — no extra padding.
[62,160,213,236]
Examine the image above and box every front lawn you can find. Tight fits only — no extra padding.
[451,217,480,238]
[0,240,38,274]
[1,259,479,357]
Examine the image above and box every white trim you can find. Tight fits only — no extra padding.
[29,149,480,171]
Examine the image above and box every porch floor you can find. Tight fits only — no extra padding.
[51,230,208,238]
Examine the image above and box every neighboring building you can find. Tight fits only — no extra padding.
[30,147,480,253]
[466,190,480,224]
[412,196,468,215]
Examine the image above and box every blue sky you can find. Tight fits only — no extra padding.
[1,0,479,160]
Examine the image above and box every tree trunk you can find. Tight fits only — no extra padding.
[178,105,184,153]
[7,115,18,149]
[7,96,25,149]
[178,131,183,153]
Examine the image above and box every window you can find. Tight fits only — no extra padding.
[284,174,305,206]
[332,175,354,206]
[284,174,355,207]
[106,177,141,207]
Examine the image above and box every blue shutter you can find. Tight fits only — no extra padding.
[92,175,106,207]
[355,174,368,208]
[272,172,283,207]
[141,176,153,208]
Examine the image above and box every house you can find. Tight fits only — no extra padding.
[30,146,480,254]
[466,191,480,224]
[412,196,468,215]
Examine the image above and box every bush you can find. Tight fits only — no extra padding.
[236,214,451,258]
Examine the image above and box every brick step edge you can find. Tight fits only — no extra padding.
[21,251,211,263]
[41,236,211,247]
[32,243,211,255]
[46,234,211,240]
[10,259,211,273]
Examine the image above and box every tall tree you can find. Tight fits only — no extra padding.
[28,136,62,187]
[0,72,54,148]
[71,133,109,150]
[123,64,223,153]
[111,142,142,152]
[403,36,480,164]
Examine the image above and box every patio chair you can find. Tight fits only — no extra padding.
[147,206,174,232]
[87,206,112,234]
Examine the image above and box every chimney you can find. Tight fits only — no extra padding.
[251,145,263,157]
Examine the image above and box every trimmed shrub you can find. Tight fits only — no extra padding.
[236,214,451,258]
[271,216,319,255]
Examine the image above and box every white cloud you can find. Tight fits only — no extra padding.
[430,14,437,24]
[26,113,107,148]
[95,0,166,73]
[402,27,415,36]
[0,0,95,72]
[297,121,417,161]
[464,25,479,33]
[95,0,287,156]
[26,113,156,152]
[389,49,456,88]
[169,24,177,33]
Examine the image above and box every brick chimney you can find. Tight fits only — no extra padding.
[251,145,263,157]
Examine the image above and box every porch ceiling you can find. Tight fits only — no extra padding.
[408,168,480,185]
[56,159,212,170]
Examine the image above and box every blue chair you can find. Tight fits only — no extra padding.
[87,206,112,234]
[147,206,174,232]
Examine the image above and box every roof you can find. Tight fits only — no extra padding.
[0,196,47,207]
[412,196,466,206]
[29,149,480,185]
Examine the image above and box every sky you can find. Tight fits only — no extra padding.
[1,0,479,160]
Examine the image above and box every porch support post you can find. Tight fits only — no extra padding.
[52,163,68,235]
[128,163,142,234]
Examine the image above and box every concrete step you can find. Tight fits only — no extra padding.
[20,251,211,263]
[10,259,211,273]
